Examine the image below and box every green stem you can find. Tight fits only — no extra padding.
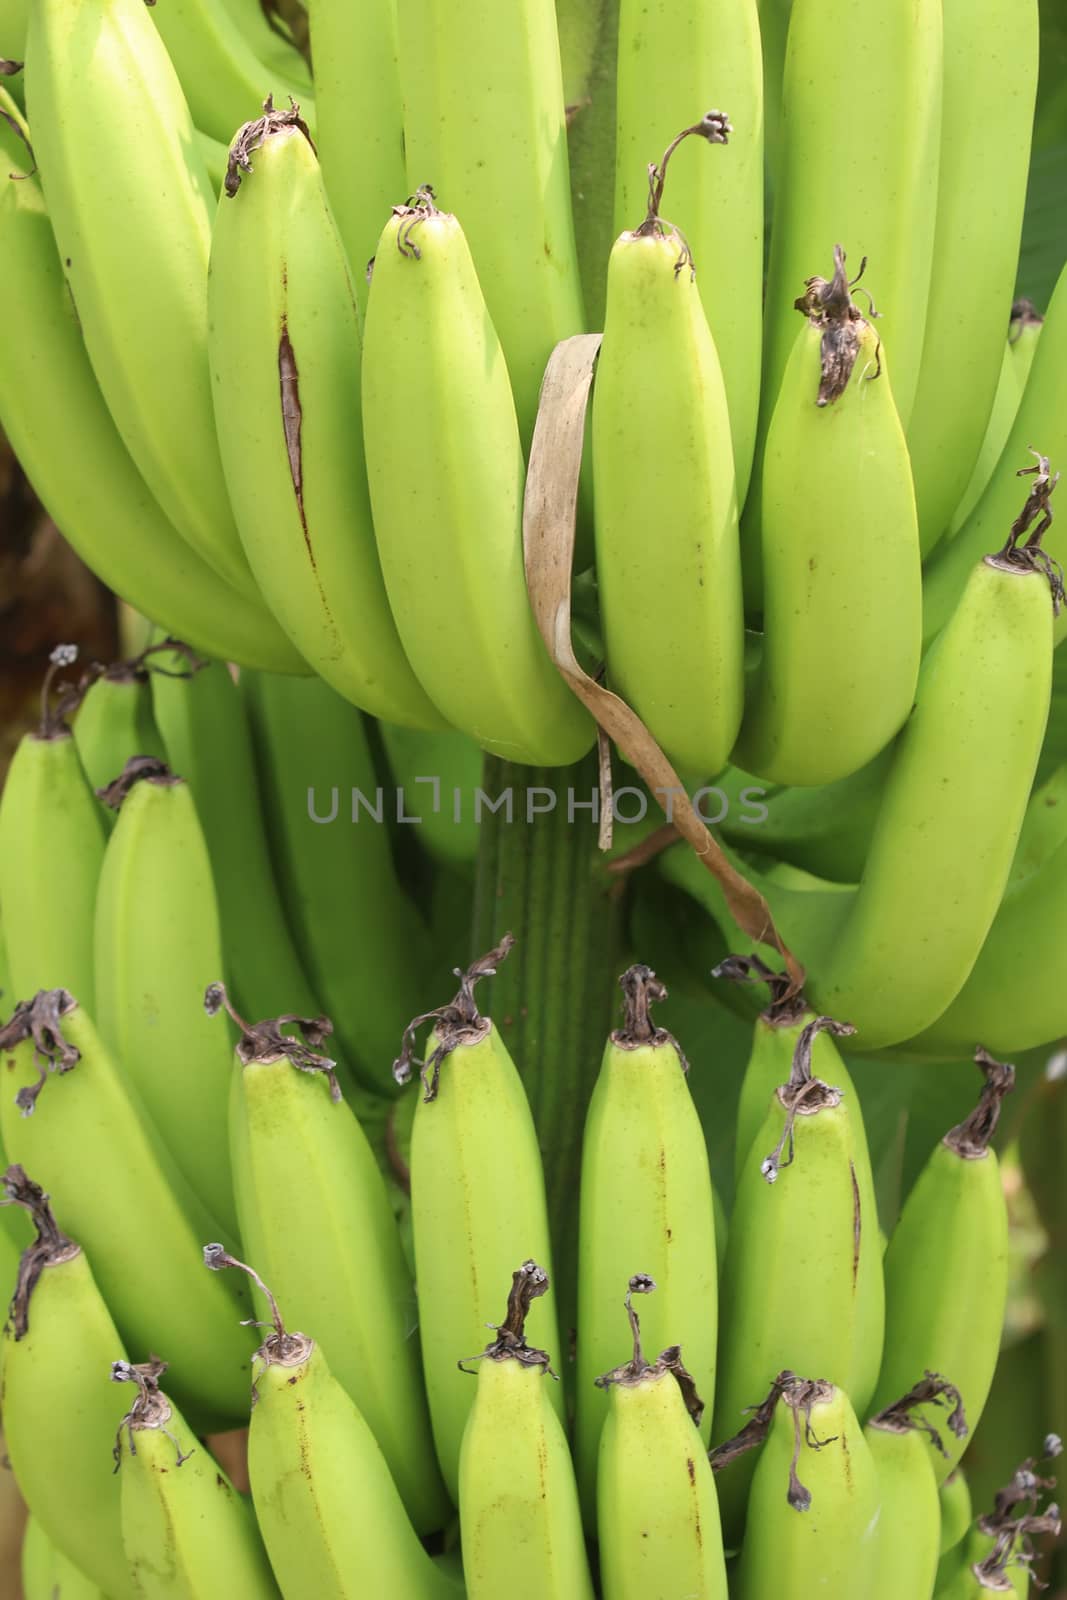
[471,750,624,1352]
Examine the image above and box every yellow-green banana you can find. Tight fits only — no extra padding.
[592,119,744,776]
[378,721,483,868]
[0,649,106,1001]
[941,1470,975,1557]
[305,0,404,314]
[112,1355,279,1598]
[870,1052,1013,1486]
[399,936,563,1501]
[575,965,718,1522]
[396,0,585,449]
[209,104,442,728]
[93,758,237,1236]
[671,464,1061,1050]
[613,0,762,502]
[361,192,595,765]
[710,1016,884,1542]
[904,0,1038,554]
[596,1275,728,1600]
[150,655,322,1028]
[945,342,1024,543]
[216,0,311,89]
[458,1262,594,1599]
[72,657,168,800]
[211,982,450,1534]
[758,0,941,435]
[21,1513,107,1600]
[865,1374,970,1600]
[24,0,260,599]
[732,1375,881,1600]
[923,258,1067,648]
[205,1247,458,1599]
[0,135,303,673]
[1009,298,1043,387]
[240,669,431,1094]
[733,248,921,785]
[0,993,254,1429]
[717,751,888,886]
[0,1167,134,1599]
[146,0,313,147]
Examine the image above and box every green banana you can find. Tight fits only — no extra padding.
[865,1374,970,1600]
[216,0,311,87]
[670,463,1061,1050]
[613,0,763,501]
[305,0,404,315]
[0,648,106,1002]
[72,657,168,800]
[732,1374,881,1600]
[211,982,450,1534]
[0,0,25,58]
[0,1167,134,1599]
[458,1262,594,1599]
[575,964,718,1521]
[713,956,870,1188]
[941,1470,975,1557]
[0,136,304,673]
[112,1355,279,1598]
[399,936,563,1501]
[361,192,595,765]
[377,721,483,867]
[592,119,744,776]
[208,104,442,729]
[205,1247,458,1599]
[870,1052,1013,1485]
[240,668,430,1094]
[1009,298,1044,388]
[396,0,585,449]
[944,342,1024,543]
[21,1513,107,1599]
[92,758,237,1236]
[922,258,1067,649]
[146,0,313,147]
[24,0,262,600]
[734,247,921,785]
[904,0,1038,554]
[596,1275,728,1600]
[710,1016,884,1541]
[718,750,888,887]
[758,0,941,436]
[150,655,322,1029]
[0,993,254,1429]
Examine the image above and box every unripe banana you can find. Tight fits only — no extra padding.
[0,649,105,1002]
[0,1167,134,1599]
[72,657,168,800]
[150,654,322,1029]
[904,0,1038,553]
[1009,299,1043,388]
[112,1355,279,1598]
[733,248,921,785]
[0,993,254,1430]
[378,722,483,868]
[396,0,585,449]
[871,1051,1014,1486]
[20,1515,106,1599]
[596,1276,728,1600]
[710,1017,884,1543]
[945,343,1024,543]
[25,0,261,598]
[575,965,718,1522]
[399,936,563,1501]
[240,669,431,1094]
[305,0,404,315]
[732,1374,881,1600]
[459,1262,594,1599]
[865,1374,970,1600]
[205,1248,458,1599]
[362,193,595,764]
[0,144,302,673]
[759,0,941,433]
[93,758,237,1236]
[209,104,443,729]
[212,982,450,1534]
[592,118,744,776]
[941,1469,975,1556]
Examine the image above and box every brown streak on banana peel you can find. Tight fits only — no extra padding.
[278,319,313,562]
[794,244,876,407]
[522,335,803,1001]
